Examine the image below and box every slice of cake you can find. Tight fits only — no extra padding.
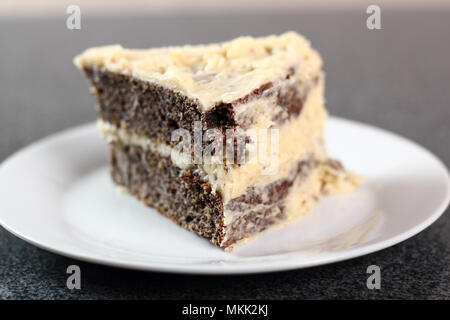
[74,32,361,250]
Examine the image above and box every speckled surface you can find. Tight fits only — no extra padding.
[0,11,449,299]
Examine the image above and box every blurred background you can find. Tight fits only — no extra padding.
[1,0,449,171]
[1,0,450,16]
[0,0,450,299]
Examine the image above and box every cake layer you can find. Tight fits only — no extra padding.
[110,144,225,245]
[110,143,359,249]
[81,67,319,148]
[74,32,322,112]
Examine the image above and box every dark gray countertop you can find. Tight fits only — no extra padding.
[0,10,449,299]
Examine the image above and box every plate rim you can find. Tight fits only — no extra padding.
[1,117,449,275]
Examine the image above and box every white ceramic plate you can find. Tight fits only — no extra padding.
[0,117,449,274]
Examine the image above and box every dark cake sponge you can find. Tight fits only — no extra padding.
[110,143,325,247]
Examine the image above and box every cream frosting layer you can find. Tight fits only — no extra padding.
[74,31,322,112]
[216,76,327,202]
[97,75,327,203]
